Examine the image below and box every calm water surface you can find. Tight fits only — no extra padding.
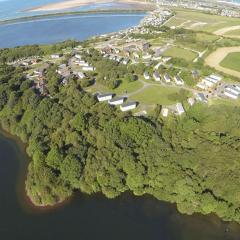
[0,13,145,48]
[1,132,240,240]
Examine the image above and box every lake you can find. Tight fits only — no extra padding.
[0,13,145,48]
[0,131,240,240]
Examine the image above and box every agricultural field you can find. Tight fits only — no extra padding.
[163,46,198,61]
[226,29,240,36]
[220,52,240,72]
[166,8,240,33]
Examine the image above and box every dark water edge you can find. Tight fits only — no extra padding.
[1,131,240,240]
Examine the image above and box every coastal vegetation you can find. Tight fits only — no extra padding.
[1,47,240,224]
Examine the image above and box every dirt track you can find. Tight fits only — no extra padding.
[214,25,240,36]
[205,47,240,78]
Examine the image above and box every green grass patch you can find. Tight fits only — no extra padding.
[169,8,240,33]
[220,52,240,72]
[163,46,197,62]
[196,33,219,42]
[225,29,240,36]
[113,80,143,95]
[130,85,190,105]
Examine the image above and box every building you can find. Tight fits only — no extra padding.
[82,66,95,71]
[175,103,185,115]
[120,102,137,112]
[144,71,150,80]
[187,98,195,106]
[122,58,130,65]
[97,93,113,102]
[51,54,61,59]
[153,71,161,81]
[223,85,240,99]
[161,108,169,117]
[77,72,85,79]
[174,76,184,85]
[196,93,208,103]
[164,74,171,83]
[75,54,82,59]
[108,97,125,106]
[224,90,238,100]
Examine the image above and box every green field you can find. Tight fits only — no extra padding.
[225,29,240,36]
[129,85,190,105]
[163,46,197,61]
[220,52,240,72]
[113,80,143,95]
[166,8,240,33]
[195,33,219,42]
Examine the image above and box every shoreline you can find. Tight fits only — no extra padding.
[0,9,148,26]
[0,128,74,213]
[27,0,152,12]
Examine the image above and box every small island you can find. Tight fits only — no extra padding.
[1,3,240,226]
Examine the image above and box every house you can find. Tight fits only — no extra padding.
[108,97,125,106]
[209,74,222,82]
[224,89,238,99]
[153,71,161,81]
[187,97,195,106]
[174,76,184,86]
[51,54,61,59]
[144,71,150,80]
[120,102,137,112]
[122,58,130,65]
[97,93,113,102]
[196,93,208,103]
[82,66,95,71]
[175,103,185,115]
[161,108,169,117]
[78,61,89,67]
[164,74,171,83]
[77,72,85,79]
[75,54,82,59]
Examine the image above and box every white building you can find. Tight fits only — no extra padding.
[161,108,169,117]
[51,54,61,59]
[77,72,85,79]
[82,66,95,71]
[196,93,208,103]
[122,58,130,65]
[120,102,137,112]
[144,71,150,80]
[75,54,82,59]
[153,71,161,81]
[187,98,195,106]
[97,93,113,102]
[175,103,185,115]
[174,76,184,86]
[108,97,125,106]
[164,74,171,83]
[224,90,238,100]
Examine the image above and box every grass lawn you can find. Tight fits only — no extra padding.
[195,33,219,42]
[163,46,197,61]
[129,85,190,105]
[85,80,143,95]
[113,80,143,95]
[226,29,240,36]
[220,52,240,72]
[209,98,240,106]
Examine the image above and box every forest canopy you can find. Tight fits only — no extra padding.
[1,45,240,224]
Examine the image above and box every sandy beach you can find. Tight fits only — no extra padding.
[29,0,151,12]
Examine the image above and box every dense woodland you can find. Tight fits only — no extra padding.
[1,44,240,224]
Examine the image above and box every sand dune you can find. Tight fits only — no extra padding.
[29,0,149,12]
